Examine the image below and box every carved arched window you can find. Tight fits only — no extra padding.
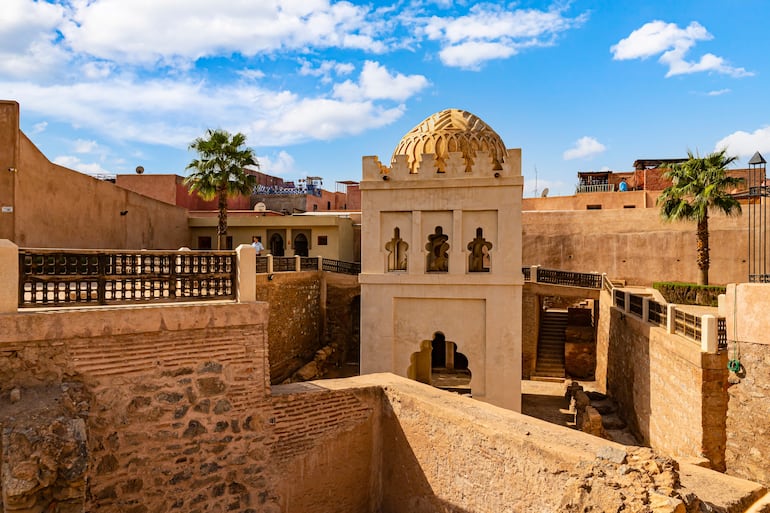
[467,227,492,272]
[425,226,449,272]
[385,227,408,271]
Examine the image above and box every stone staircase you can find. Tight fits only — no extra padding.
[534,309,568,378]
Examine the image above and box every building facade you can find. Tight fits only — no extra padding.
[359,109,524,411]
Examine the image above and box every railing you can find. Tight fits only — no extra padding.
[322,258,361,275]
[535,268,602,289]
[522,267,531,281]
[19,249,235,308]
[629,294,644,317]
[717,317,727,351]
[648,300,667,327]
[749,274,770,283]
[576,183,615,193]
[272,256,296,272]
[256,256,269,274]
[300,257,319,271]
[674,309,702,340]
[602,274,614,294]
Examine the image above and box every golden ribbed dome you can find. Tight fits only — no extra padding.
[392,109,506,173]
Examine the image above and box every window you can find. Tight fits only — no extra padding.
[327,201,331,210]
[317,236,328,246]
[624,205,636,209]
[313,204,318,212]
[197,236,212,250]
[426,226,449,272]
[586,205,602,210]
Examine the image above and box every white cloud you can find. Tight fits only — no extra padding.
[423,4,587,69]
[439,41,515,70]
[60,0,387,65]
[74,139,99,154]
[256,150,297,176]
[611,21,752,78]
[563,136,607,160]
[254,98,405,143]
[333,61,429,102]
[715,127,770,159]
[0,0,69,78]
[53,155,111,176]
[299,59,355,83]
[706,88,731,96]
[30,121,48,134]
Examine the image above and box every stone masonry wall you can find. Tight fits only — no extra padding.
[599,300,728,470]
[255,272,323,383]
[726,341,770,486]
[0,302,385,513]
[0,303,275,513]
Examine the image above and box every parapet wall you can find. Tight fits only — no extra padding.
[597,289,728,470]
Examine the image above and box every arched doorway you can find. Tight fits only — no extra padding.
[270,233,284,256]
[293,233,309,256]
[408,332,471,394]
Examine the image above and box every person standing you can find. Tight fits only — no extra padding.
[251,236,264,256]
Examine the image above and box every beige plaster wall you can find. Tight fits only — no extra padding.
[721,283,770,486]
[597,294,728,470]
[189,214,356,260]
[0,102,190,248]
[360,149,524,411]
[523,190,657,211]
[523,206,751,285]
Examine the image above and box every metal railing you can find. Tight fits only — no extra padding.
[522,267,531,281]
[300,257,319,271]
[19,249,235,308]
[717,317,727,351]
[272,256,296,272]
[535,268,603,289]
[322,258,361,275]
[256,256,269,274]
[576,183,615,193]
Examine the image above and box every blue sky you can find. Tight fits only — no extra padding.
[3,0,770,197]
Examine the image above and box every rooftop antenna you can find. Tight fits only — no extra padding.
[533,165,538,197]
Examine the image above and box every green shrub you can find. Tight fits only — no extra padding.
[653,282,726,307]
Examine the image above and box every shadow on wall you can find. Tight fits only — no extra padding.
[380,402,476,513]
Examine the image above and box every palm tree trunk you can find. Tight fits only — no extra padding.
[696,215,709,285]
[217,189,228,250]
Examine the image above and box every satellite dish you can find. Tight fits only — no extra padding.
[541,187,550,198]
[254,202,267,212]
[135,166,145,174]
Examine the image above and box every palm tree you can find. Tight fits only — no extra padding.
[185,129,259,249]
[657,149,742,285]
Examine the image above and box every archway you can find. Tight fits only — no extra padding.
[293,233,309,256]
[270,233,285,256]
[408,332,471,394]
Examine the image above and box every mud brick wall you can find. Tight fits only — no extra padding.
[726,341,770,486]
[267,383,381,513]
[256,272,323,383]
[599,303,728,470]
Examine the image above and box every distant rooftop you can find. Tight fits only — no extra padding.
[632,158,687,170]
